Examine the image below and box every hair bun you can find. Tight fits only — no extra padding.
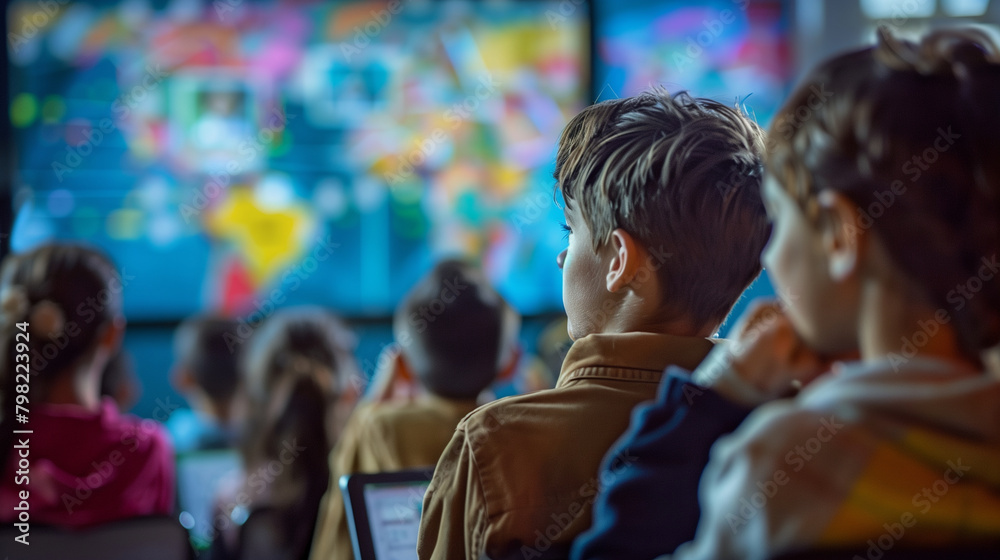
[0,287,29,321]
[876,26,1000,78]
[30,300,66,339]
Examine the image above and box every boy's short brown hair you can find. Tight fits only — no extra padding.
[555,87,770,329]
[395,259,513,400]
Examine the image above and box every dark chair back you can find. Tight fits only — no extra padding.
[0,515,193,560]
[773,541,1000,560]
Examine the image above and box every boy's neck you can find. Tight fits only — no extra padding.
[600,299,711,339]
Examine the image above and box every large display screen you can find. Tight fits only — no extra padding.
[7,0,590,319]
[594,0,789,123]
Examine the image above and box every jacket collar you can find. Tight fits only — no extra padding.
[556,332,715,388]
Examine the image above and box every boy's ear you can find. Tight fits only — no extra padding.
[98,315,126,355]
[606,229,644,293]
[395,351,415,383]
[816,190,865,282]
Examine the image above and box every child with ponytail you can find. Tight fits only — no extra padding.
[0,243,174,528]
[208,306,358,560]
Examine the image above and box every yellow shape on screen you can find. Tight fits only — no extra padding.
[206,187,314,287]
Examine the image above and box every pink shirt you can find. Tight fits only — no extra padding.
[1,397,175,528]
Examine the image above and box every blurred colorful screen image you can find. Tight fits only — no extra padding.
[594,0,789,124]
[7,0,590,319]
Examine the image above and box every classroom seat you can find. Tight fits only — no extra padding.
[0,515,193,560]
[773,541,1000,560]
[208,506,315,560]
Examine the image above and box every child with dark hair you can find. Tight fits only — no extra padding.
[0,243,174,528]
[310,259,519,560]
[394,259,517,399]
[210,306,358,560]
[604,28,1000,560]
[167,315,243,452]
[418,87,771,560]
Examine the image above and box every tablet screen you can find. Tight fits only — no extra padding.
[362,481,431,560]
[176,450,243,547]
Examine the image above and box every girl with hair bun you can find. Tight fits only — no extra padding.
[208,306,358,560]
[648,27,1000,559]
[0,243,174,528]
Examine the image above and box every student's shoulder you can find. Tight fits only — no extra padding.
[119,426,174,471]
[110,407,173,457]
[361,400,440,433]
[454,389,563,440]
[364,399,420,420]
[709,394,864,476]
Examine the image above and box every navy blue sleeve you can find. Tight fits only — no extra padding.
[571,366,752,560]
